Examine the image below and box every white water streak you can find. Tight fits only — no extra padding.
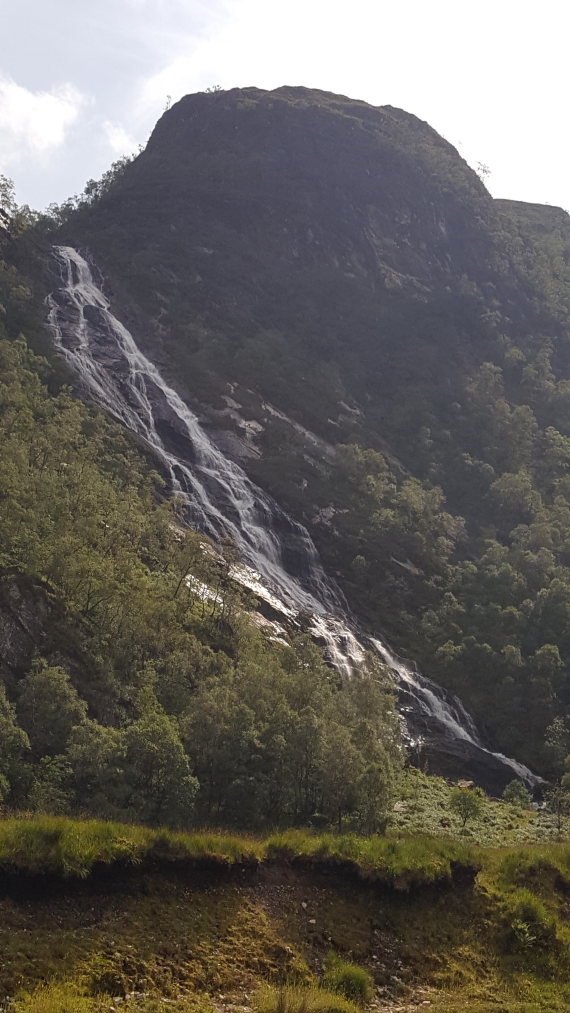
[47,246,541,788]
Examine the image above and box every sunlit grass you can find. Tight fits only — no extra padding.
[254,985,361,1013]
[0,815,261,877]
[265,828,479,887]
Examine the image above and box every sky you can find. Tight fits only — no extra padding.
[2,0,570,211]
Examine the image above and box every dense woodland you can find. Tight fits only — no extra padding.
[0,228,400,829]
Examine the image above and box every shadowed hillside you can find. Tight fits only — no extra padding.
[49,87,570,774]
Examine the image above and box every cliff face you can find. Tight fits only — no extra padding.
[63,87,569,450]
[63,88,520,403]
[56,87,570,769]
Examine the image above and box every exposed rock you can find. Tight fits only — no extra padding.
[0,572,51,676]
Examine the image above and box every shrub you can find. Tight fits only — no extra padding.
[502,780,532,809]
[323,952,373,1003]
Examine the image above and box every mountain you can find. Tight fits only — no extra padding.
[5,84,570,1013]
[48,86,570,775]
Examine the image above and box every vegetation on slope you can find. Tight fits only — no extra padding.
[50,87,570,774]
[0,233,400,833]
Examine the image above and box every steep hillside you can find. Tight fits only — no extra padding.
[0,233,400,830]
[50,86,570,774]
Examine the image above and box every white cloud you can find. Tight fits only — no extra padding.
[103,119,138,156]
[0,76,86,166]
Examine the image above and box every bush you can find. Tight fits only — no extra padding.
[502,780,532,809]
[255,986,360,1013]
[323,952,373,1003]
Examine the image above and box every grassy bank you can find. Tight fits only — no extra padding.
[0,815,476,887]
[2,823,570,1012]
[4,813,570,1010]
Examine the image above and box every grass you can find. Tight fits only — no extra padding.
[2,809,568,889]
[322,953,372,1003]
[0,814,478,886]
[391,767,560,845]
[3,821,570,1012]
[0,815,262,877]
[265,828,479,887]
[254,985,361,1013]
[4,780,570,1012]
[10,982,215,1013]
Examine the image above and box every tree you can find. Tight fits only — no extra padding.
[450,786,484,828]
[543,717,570,777]
[0,687,30,797]
[26,756,73,814]
[502,779,532,809]
[546,783,570,836]
[17,663,87,758]
[0,174,16,217]
[122,709,198,827]
[66,720,126,817]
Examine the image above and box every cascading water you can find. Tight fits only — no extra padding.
[47,245,542,791]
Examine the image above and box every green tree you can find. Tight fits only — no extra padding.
[450,786,484,828]
[122,709,198,827]
[26,756,73,814]
[502,780,532,809]
[546,783,570,836]
[18,663,87,758]
[0,687,30,798]
[66,720,126,817]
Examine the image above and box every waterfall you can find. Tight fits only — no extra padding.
[47,245,542,790]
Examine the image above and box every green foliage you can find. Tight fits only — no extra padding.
[503,888,557,952]
[322,953,372,1003]
[545,782,570,835]
[0,324,399,829]
[254,986,361,1013]
[502,780,532,809]
[18,663,87,757]
[0,686,30,786]
[449,787,484,828]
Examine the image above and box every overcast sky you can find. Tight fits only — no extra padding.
[2,0,570,211]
